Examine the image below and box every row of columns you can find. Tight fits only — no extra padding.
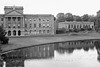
[3,16,25,29]
[7,30,23,36]
[68,24,94,29]
[5,17,23,21]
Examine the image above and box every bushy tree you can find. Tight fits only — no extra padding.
[65,13,74,21]
[56,13,66,22]
[88,15,96,22]
[82,14,89,21]
[73,15,82,21]
[0,26,9,44]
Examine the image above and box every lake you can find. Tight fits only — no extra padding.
[1,39,100,67]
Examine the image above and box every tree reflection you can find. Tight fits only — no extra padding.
[83,47,89,51]
[57,48,75,54]
[94,40,100,62]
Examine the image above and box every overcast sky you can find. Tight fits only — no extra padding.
[0,0,100,16]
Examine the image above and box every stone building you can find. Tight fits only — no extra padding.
[58,21,94,31]
[0,6,55,36]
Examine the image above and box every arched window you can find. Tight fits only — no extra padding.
[8,30,11,36]
[13,30,16,36]
[18,30,21,36]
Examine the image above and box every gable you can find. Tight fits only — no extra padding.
[5,10,23,15]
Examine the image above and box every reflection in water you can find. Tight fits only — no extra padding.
[94,40,100,62]
[1,39,100,67]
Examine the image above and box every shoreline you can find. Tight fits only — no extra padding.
[1,33,100,53]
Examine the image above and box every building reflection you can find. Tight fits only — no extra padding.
[55,40,95,54]
[1,39,100,67]
[1,43,54,67]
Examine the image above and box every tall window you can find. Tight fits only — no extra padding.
[8,17,11,21]
[47,24,49,27]
[25,24,27,28]
[43,24,45,27]
[18,24,20,28]
[18,17,21,21]
[39,30,41,33]
[34,24,36,28]
[68,25,70,29]
[30,30,32,33]
[12,17,16,21]
[43,30,45,33]
[1,18,3,21]
[8,24,11,28]
[39,18,41,21]
[13,24,16,28]
[39,24,41,27]
[30,24,32,28]
[47,30,49,33]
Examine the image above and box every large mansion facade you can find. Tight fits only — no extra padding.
[0,6,55,36]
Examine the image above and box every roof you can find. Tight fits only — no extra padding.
[4,6,23,10]
[59,21,94,24]
[24,14,54,18]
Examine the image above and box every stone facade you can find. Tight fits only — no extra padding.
[58,21,94,30]
[0,6,55,36]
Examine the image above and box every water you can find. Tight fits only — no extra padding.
[1,39,100,67]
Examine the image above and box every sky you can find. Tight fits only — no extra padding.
[0,0,100,17]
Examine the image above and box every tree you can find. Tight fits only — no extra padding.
[88,15,96,22]
[65,13,74,21]
[94,17,100,32]
[82,14,89,21]
[0,26,9,44]
[56,13,66,22]
[73,15,82,21]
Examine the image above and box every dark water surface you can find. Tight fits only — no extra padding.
[1,39,100,67]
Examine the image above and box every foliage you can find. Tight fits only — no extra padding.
[56,28,66,34]
[0,26,9,44]
[73,15,82,21]
[82,14,89,21]
[65,13,74,21]
[56,13,66,22]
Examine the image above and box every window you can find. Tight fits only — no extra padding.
[68,25,70,29]
[39,18,41,21]
[8,17,11,21]
[13,24,16,28]
[18,24,20,28]
[43,30,45,33]
[34,20,36,21]
[18,17,21,21]
[25,24,27,28]
[34,24,36,28]
[8,26,11,28]
[34,30,36,32]
[30,24,32,28]
[47,24,49,27]
[39,30,41,33]
[29,19,32,21]
[47,30,49,33]
[1,18,3,21]
[39,24,41,27]
[30,30,32,33]
[8,24,11,28]
[25,30,27,32]
[43,24,45,27]
[12,17,16,21]
[1,24,3,27]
